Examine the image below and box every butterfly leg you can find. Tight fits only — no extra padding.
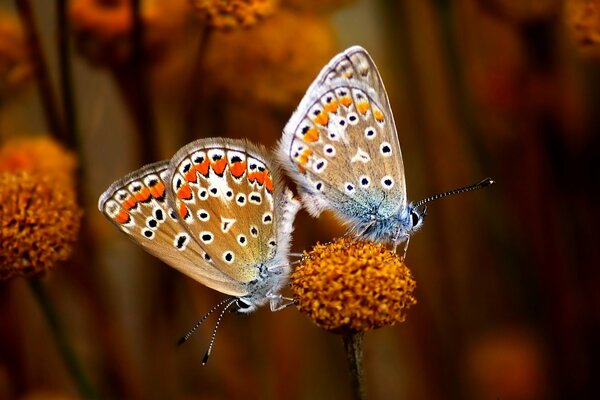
[400,235,410,261]
[267,292,297,311]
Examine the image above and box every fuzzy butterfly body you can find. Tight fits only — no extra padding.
[278,46,419,245]
[99,138,300,312]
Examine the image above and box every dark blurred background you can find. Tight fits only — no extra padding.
[1,0,599,399]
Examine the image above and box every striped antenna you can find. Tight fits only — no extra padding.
[413,178,494,208]
[177,297,234,346]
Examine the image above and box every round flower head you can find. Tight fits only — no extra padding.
[565,0,600,57]
[190,0,276,29]
[203,9,336,107]
[69,0,190,66]
[0,136,77,186]
[0,172,81,281]
[292,238,416,332]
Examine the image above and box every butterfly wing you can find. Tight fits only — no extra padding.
[98,161,247,297]
[168,138,297,285]
[278,46,407,231]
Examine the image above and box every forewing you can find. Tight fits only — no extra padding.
[168,138,283,283]
[98,161,247,297]
[278,46,407,224]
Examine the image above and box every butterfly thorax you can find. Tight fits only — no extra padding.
[235,256,291,313]
[355,203,424,246]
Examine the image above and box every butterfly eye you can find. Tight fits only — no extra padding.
[236,300,251,310]
[410,210,421,228]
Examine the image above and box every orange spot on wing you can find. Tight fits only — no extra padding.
[230,161,246,178]
[373,108,385,122]
[265,174,273,192]
[340,95,352,107]
[303,127,319,143]
[122,196,137,210]
[177,183,192,200]
[178,202,189,219]
[324,99,338,113]
[211,158,227,175]
[149,182,165,199]
[196,158,210,177]
[248,171,266,185]
[297,148,313,166]
[313,111,329,126]
[185,168,197,183]
[356,100,370,115]
[134,187,151,202]
[115,209,130,224]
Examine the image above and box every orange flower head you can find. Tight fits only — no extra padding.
[0,172,82,281]
[69,0,190,66]
[292,237,417,333]
[203,9,336,108]
[0,136,77,186]
[190,0,277,29]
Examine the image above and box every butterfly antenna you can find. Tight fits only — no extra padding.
[177,297,233,346]
[202,298,238,365]
[413,178,494,208]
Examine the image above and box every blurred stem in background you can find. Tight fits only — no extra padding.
[14,0,64,140]
[29,278,96,399]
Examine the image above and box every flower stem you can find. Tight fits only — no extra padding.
[342,331,366,400]
[29,277,97,399]
[15,0,64,140]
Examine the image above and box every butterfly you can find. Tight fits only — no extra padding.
[278,46,493,251]
[99,138,300,323]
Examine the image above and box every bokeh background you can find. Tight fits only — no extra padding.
[1,0,599,399]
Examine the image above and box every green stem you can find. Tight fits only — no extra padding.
[29,277,96,399]
[342,331,366,400]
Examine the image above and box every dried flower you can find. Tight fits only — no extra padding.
[0,14,33,101]
[190,0,276,29]
[203,9,336,108]
[565,0,600,56]
[0,136,77,186]
[292,237,416,332]
[0,172,82,281]
[69,0,190,66]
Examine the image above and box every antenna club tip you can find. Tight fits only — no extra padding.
[176,337,187,346]
[202,351,210,365]
[481,177,494,186]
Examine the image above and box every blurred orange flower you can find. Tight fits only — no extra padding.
[0,136,77,186]
[190,0,276,29]
[70,0,190,66]
[203,9,336,108]
[0,172,81,281]
[0,14,33,101]
[565,0,600,57]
